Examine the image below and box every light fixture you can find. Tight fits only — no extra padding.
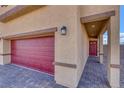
[91,24,95,28]
[60,26,67,35]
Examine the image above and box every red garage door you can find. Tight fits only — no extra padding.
[11,36,54,75]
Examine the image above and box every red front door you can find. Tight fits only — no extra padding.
[11,36,54,75]
[89,41,97,56]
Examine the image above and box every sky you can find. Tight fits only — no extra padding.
[120,5,124,33]
[120,5,124,44]
[103,5,124,44]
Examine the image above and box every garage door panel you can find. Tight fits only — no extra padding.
[12,48,54,55]
[11,36,54,74]
[12,53,54,59]
[12,39,54,47]
[12,51,54,56]
[12,56,54,74]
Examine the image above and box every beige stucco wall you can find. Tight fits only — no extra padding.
[75,6,89,85]
[0,5,120,87]
[0,5,81,87]
[76,24,89,83]
[1,5,78,65]
[0,23,10,65]
[0,5,90,87]
[0,39,11,65]
[0,23,5,39]
[98,22,107,63]
[108,6,120,87]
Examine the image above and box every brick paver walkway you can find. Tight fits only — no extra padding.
[78,56,109,88]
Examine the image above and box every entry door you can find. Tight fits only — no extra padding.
[89,41,97,56]
[11,36,54,75]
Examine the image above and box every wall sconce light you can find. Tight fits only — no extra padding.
[60,26,67,35]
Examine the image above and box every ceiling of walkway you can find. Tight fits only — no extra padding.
[84,19,108,38]
[80,10,115,38]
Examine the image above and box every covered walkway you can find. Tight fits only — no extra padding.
[78,57,109,88]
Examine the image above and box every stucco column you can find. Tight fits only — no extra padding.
[0,39,11,65]
[107,16,120,87]
[99,34,104,64]
[97,38,100,58]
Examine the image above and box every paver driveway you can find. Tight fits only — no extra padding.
[0,56,109,88]
[0,64,64,88]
